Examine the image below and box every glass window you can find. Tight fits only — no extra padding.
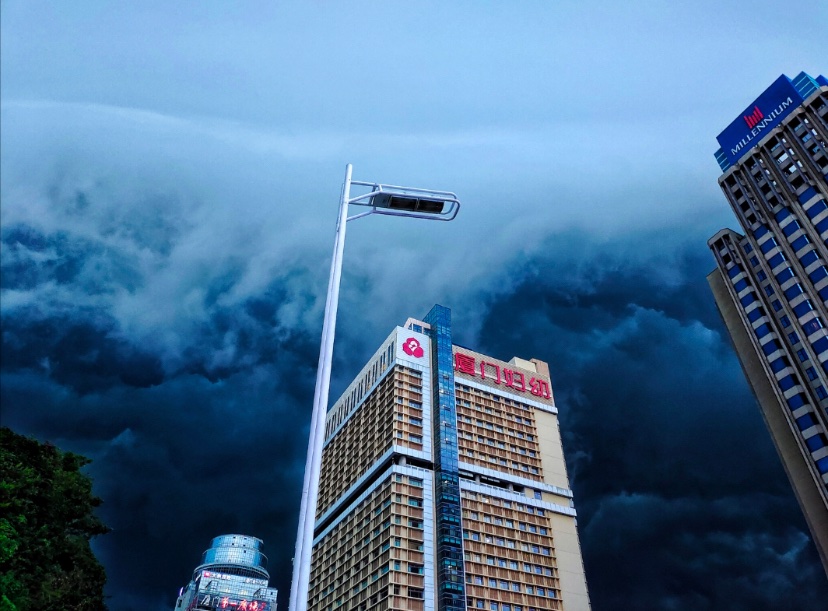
[794,300,814,317]
[760,237,778,253]
[787,393,807,410]
[769,252,787,268]
[791,235,811,251]
[800,250,819,267]
[804,317,824,335]
[782,220,801,237]
[795,413,816,431]
[765,285,776,296]
[788,331,801,344]
[754,323,771,338]
[775,268,795,284]
[809,267,828,284]
[806,367,818,381]
[780,315,791,327]
[772,300,783,311]
[775,208,791,222]
[805,199,828,218]
[813,337,828,354]
[770,356,790,373]
[805,434,827,452]
[761,339,781,356]
[757,270,767,281]
[778,375,797,391]
[817,386,828,399]
[784,284,804,299]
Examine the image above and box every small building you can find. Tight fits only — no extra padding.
[174,534,278,611]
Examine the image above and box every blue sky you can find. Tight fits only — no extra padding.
[2,1,827,609]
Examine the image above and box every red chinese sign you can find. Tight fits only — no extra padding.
[453,353,551,399]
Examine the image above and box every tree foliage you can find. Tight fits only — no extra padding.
[0,427,109,611]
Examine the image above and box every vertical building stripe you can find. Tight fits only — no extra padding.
[423,304,467,611]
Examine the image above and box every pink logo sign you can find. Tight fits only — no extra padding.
[403,337,424,358]
[743,105,763,129]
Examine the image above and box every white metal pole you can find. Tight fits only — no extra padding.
[288,163,352,611]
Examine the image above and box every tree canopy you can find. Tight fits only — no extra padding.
[0,427,109,611]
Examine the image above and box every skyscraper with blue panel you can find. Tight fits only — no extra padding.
[707,71,828,578]
[309,306,590,611]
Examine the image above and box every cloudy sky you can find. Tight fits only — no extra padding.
[2,1,827,609]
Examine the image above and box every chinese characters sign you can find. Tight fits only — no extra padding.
[453,352,551,399]
[195,594,269,611]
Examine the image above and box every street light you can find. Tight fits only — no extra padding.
[288,164,460,611]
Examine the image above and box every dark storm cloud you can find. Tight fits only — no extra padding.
[2,2,827,608]
[473,228,828,609]
[1,182,323,609]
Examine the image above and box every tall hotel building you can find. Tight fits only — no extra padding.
[308,305,590,611]
[707,71,828,576]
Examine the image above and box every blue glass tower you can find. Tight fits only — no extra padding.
[423,304,467,611]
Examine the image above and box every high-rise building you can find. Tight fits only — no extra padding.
[308,305,590,611]
[706,71,828,576]
[174,534,279,611]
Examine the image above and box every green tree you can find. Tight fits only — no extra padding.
[0,427,109,611]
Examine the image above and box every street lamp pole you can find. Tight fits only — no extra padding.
[288,164,352,611]
[288,164,460,611]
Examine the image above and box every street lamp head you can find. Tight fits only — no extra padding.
[348,183,460,221]
[369,192,455,218]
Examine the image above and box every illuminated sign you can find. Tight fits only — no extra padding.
[201,571,267,587]
[453,353,551,399]
[716,74,804,166]
[402,337,425,358]
[195,594,269,611]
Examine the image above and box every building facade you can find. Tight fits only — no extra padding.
[174,534,279,611]
[707,71,828,576]
[308,305,590,611]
